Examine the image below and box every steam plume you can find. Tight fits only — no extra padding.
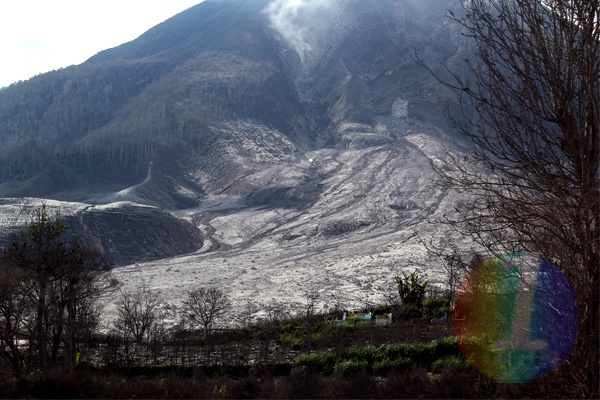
[266,0,340,63]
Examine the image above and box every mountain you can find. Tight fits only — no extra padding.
[0,0,467,204]
[0,0,475,317]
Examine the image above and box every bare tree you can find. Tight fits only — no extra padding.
[114,285,163,345]
[419,0,598,396]
[263,299,291,324]
[383,282,400,307]
[181,287,231,365]
[301,290,319,319]
[237,302,261,327]
[182,287,231,335]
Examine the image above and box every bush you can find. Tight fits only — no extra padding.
[372,357,413,375]
[371,305,392,316]
[344,345,378,364]
[334,359,368,375]
[292,337,462,377]
[396,303,425,319]
[431,355,471,373]
[423,297,451,318]
[431,336,460,360]
[295,352,338,375]
[280,333,303,351]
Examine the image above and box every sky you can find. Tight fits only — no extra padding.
[0,1,203,88]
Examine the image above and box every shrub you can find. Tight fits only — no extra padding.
[294,352,338,375]
[293,337,462,377]
[334,359,368,375]
[430,336,460,360]
[279,333,303,350]
[371,305,392,316]
[423,297,451,318]
[431,355,471,373]
[344,345,378,364]
[372,357,413,375]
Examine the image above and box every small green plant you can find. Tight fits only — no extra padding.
[395,269,428,309]
[432,336,460,355]
[295,352,339,375]
[372,357,413,375]
[334,359,368,375]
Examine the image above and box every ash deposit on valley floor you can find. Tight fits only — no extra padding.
[0,0,476,325]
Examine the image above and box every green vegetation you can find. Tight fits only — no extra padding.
[0,306,570,399]
[395,269,428,309]
[423,296,451,318]
[295,337,462,376]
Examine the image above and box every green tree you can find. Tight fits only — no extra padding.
[395,269,428,309]
[0,205,116,373]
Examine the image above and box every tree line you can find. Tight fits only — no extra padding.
[0,51,295,193]
[0,206,232,376]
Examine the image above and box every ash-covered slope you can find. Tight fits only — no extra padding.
[0,0,475,306]
[114,133,474,322]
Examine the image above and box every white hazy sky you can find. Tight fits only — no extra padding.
[0,1,203,88]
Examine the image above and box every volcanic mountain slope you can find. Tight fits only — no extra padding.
[0,0,468,205]
[0,0,477,319]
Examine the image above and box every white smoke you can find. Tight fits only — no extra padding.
[266,0,341,64]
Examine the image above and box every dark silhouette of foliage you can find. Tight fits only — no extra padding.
[417,0,599,396]
[0,205,116,374]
